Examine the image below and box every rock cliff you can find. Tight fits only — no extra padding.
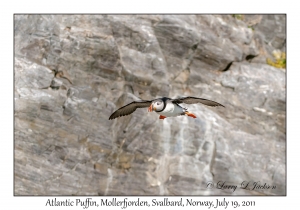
[14,15,286,195]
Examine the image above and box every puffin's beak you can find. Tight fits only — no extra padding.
[148,104,153,112]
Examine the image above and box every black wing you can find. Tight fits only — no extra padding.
[171,97,225,107]
[109,100,153,120]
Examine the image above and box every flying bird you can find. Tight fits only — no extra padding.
[109,96,224,120]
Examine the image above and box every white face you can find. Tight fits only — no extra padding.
[152,99,164,112]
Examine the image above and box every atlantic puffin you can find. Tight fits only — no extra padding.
[109,96,224,120]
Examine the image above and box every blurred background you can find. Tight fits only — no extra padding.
[14,14,286,195]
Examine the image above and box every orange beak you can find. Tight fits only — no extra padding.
[148,104,153,112]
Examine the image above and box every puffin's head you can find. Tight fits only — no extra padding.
[148,99,164,112]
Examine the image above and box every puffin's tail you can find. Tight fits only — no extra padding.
[185,111,197,118]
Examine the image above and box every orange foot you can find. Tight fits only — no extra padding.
[159,115,167,120]
[185,112,197,118]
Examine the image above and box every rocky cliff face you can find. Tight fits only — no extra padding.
[14,15,286,195]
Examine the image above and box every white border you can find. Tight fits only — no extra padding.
[3,0,295,209]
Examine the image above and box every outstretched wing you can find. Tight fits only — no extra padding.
[171,97,225,107]
[109,100,153,120]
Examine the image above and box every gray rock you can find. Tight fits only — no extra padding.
[14,14,285,195]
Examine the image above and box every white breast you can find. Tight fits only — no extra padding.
[158,102,184,117]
